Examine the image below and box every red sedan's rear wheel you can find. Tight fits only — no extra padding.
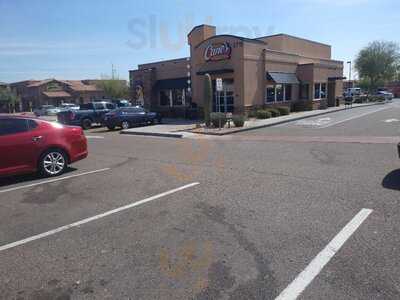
[39,149,67,177]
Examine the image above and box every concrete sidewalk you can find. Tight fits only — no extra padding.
[120,102,382,138]
[190,102,382,136]
[120,119,198,138]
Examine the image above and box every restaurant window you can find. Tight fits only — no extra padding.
[321,83,327,99]
[172,89,184,106]
[285,84,292,101]
[314,83,327,100]
[266,84,292,103]
[266,85,275,103]
[160,89,186,107]
[314,83,321,99]
[160,90,171,106]
[276,85,283,102]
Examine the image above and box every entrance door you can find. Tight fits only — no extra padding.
[213,80,234,113]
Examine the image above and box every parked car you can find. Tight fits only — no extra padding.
[59,103,80,111]
[113,99,132,107]
[376,91,394,102]
[34,105,61,116]
[0,115,87,177]
[57,101,116,130]
[103,107,162,130]
[344,88,362,98]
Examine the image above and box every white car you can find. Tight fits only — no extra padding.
[59,103,80,111]
[377,91,394,102]
[34,105,61,116]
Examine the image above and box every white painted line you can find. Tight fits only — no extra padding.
[0,182,199,252]
[319,106,389,128]
[85,135,105,139]
[275,208,373,300]
[0,168,110,194]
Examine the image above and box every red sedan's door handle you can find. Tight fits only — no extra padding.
[32,136,43,142]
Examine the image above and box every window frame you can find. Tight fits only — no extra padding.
[314,82,327,101]
[159,88,186,107]
[265,84,293,103]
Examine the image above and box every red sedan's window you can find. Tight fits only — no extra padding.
[0,119,29,136]
[27,120,38,130]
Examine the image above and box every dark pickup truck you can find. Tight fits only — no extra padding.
[57,101,116,129]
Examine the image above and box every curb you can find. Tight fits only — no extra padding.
[120,102,382,138]
[188,103,383,136]
[120,130,183,138]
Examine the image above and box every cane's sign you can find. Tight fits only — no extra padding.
[204,42,232,62]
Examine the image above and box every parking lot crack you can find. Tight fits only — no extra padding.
[195,202,278,300]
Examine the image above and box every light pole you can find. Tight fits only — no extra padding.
[347,61,352,86]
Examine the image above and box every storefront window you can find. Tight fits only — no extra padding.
[160,90,171,106]
[266,84,292,103]
[321,83,327,99]
[276,85,283,102]
[266,85,275,103]
[172,89,184,106]
[285,84,292,101]
[160,89,186,107]
[314,83,321,99]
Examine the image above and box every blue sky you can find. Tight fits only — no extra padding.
[0,0,399,83]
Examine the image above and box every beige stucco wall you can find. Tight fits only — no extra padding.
[259,34,331,60]
[139,59,188,81]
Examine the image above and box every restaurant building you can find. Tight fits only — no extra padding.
[130,24,344,117]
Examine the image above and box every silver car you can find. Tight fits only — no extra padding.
[34,105,61,116]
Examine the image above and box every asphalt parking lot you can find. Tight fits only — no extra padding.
[1,101,400,299]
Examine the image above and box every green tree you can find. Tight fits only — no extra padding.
[96,78,130,100]
[0,87,20,113]
[355,41,400,92]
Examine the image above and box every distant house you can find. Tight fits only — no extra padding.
[10,79,106,111]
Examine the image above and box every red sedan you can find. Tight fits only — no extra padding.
[0,115,88,177]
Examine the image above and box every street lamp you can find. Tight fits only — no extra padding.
[347,61,352,86]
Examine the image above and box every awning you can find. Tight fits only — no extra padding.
[155,78,187,89]
[42,91,72,98]
[196,68,234,76]
[267,72,299,84]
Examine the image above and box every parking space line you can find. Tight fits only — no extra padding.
[0,182,199,252]
[85,136,105,139]
[319,106,390,128]
[0,168,110,194]
[275,208,373,300]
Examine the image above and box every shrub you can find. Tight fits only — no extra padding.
[232,115,246,127]
[247,110,257,118]
[276,106,290,115]
[256,110,272,119]
[266,108,281,117]
[210,112,227,128]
